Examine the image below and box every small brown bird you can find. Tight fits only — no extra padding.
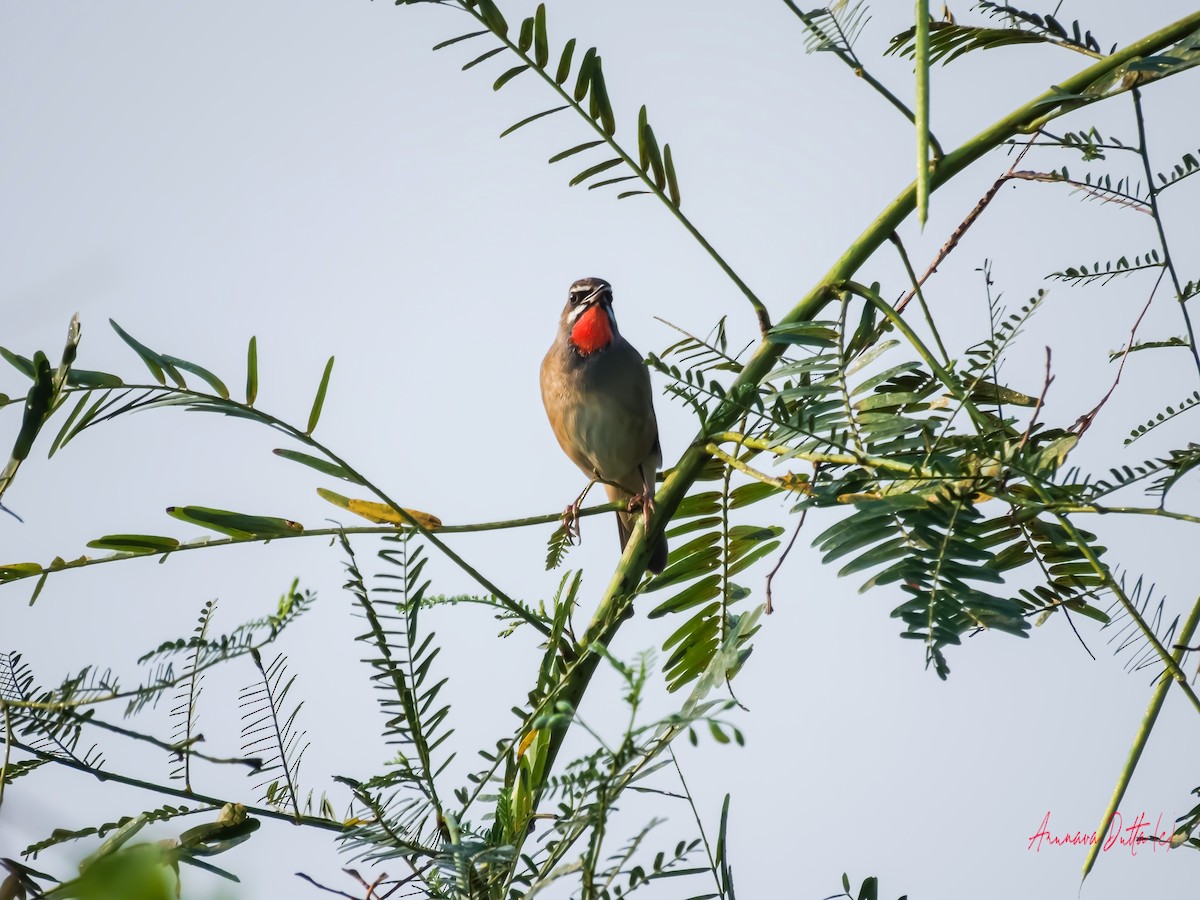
[540,277,669,573]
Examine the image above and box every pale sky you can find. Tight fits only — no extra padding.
[3,3,1199,899]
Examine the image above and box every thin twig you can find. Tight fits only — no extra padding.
[1073,268,1162,436]
[704,443,803,491]
[0,502,624,592]
[779,0,945,160]
[295,871,359,899]
[1055,505,1200,526]
[764,502,810,616]
[0,700,11,810]
[1016,348,1054,452]
[7,736,348,834]
[1132,87,1200,379]
[1006,169,1151,213]
[896,137,1036,314]
[889,232,950,361]
[77,712,263,770]
[668,748,724,900]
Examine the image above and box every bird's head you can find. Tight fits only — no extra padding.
[562,277,617,356]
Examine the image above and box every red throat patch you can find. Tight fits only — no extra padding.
[570,304,613,355]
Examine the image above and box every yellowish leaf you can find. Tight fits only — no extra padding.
[316,488,442,530]
[837,492,883,503]
[516,729,538,760]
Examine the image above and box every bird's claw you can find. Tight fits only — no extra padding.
[628,491,655,528]
[561,503,582,543]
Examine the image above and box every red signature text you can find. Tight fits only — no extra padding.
[1028,811,1174,856]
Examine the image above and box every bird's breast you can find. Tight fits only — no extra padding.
[540,342,657,492]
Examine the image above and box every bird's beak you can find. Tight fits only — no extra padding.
[584,285,612,307]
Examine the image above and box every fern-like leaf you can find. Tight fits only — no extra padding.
[338,532,452,860]
[170,600,216,791]
[0,652,105,770]
[1101,573,1180,676]
[240,648,309,818]
[801,1,872,57]
[1048,250,1163,286]
[1126,392,1200,444]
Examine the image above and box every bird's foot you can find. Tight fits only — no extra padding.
[561,502,583,543]
[627,491,655,528]
[561,478,599,544]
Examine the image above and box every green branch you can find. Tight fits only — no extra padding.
[1081,591,1200,880]
[0,503,622,594]
[536,5,1200,817]
[2,380,574,636]
[6,737,348,836]
[1028,479,1200,713]
[450,1,772,332]
[779,0,946,160]
[1132,87,1200,378]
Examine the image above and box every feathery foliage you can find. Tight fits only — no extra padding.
[5,3,1200,897]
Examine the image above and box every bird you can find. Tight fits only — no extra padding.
[540,277,669,574]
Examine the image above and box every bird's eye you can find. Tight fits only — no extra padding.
[569,292,583,304]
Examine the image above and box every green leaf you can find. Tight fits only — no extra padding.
[273,448,358,482]
[548,139,604,163]
[727,540,780,576]
[675,490,722,518]
[554,37,576,84]
[501,105,567,138]
[636,105,650,168]
[641,121,665,187]
[10,352,53,461]
[306,356,334,435]
[717,794,733,892]
[573,47,597,102]
[648,575,721,618]
[28,570,49,605]
[87,534,181,554]
[0,562,44,580]
[729,482,782,508]
[533,4,549,68]
[767,322,840,346]
[0,347,35,379]
[1027,434,1078,475]
[67,368,123,387]
[663,143,681,206]
[970,380,1037,406]
[246,336,258,406]
[166,506,303,539]
[914,4,932,228]
[569,157,623,187]
[432,29,488,51]
[48,391,92,458]
[649,544,721,590]
[617,190,651,199]
[587,175,638,191]
[667,515,722,539]
[463,46,506,71]
[517,15,533,53]
[590,58,615,134]
[474,0,509,37]
[109,320,168,385]
[887,22,1048,65]
[494,64,530,90]
[162,355,230,399]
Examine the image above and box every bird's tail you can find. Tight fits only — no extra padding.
[616,509,668,574]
